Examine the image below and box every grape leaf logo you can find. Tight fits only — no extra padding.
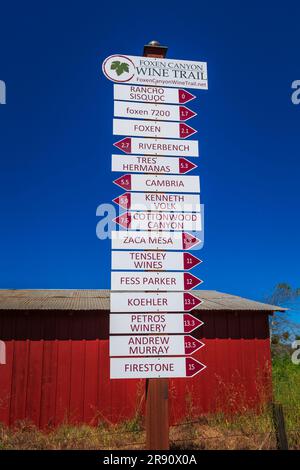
[110,61,129,76]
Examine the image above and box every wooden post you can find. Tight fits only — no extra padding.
[272,403,289,450]
[144,40,170,451]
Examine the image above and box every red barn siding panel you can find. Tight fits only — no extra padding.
[0,310,273,427]
[55,340,72,425]
[0,341,14,425]
[39,340,59,427]
[69,340,86,424]
[98,340,112,423]
[10,340,30,424]
[25,340,44,426]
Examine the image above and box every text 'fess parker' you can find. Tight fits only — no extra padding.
[111,272,203,291]
[110,292,203,312]
[109,313,204,334]
[111,251,202,271]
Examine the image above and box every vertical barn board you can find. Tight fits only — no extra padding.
[240,312,257,406]
[39,311,58,427]
[254,313,272,403]
[10,339,30,424]
[0,341,14,425]
[83,340,99,424]
[55,340,72,425]
[196,311,214,414]
[69,340,86,423]
[25,340,44,425]
[213,311,230,411]
[98,339,112,423]
[25,313,44,425]
[227,312,244,412]
[39,339,59,428]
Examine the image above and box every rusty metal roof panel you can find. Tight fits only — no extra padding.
[0,289,285,312]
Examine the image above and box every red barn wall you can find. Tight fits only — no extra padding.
[0,310,272,427]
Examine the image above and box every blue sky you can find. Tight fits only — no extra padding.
[0,1,299,319]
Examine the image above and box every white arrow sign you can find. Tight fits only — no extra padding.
[113,119,197,139]
[102,55,208,90]
[112,155,197,175]
[110,313,204,334]
[114,211,201,231]
[110,292,203,313]
[113,192,201,212]
[111,231,202,251]
[114,137,199,157]
[114,101,197,122]
[111,272,203,291]
[111,251,202,271]
[110,356,206,379]
[113,85,196,105]
[113,174,200,193]
[109,335,205,357]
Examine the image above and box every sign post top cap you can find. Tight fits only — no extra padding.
[143,40,168,58]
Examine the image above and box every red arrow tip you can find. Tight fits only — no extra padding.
[184,336,205,355]
[183,313,204,333]
[179,106,197,121]
[182,233,201,250]
[184,273,203,290]
[183,253,202,270]
[113,137,132,154]
[183,293,203,311]
[178,89,196,104]
[114,212,131,229]
[113,175,132,191]
[113,192,131,209]
[179,158,197,174]
[179,123,197,139]
[185,357,206,377]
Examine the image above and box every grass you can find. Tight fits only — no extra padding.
[0,357,299,450]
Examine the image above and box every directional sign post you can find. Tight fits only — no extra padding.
[113,84,196,104]
[112,155,197,175]
[110,313,204,334]
[109,335,204,357]
[111,251,202,271]
[110,356,206,379]
[110,292,203,313]
[111,231,201,251]
[114,101,197,122]
[103,43,208,451]
[113,119,197,139]
[114,137,199,157]
[111,272,203,291]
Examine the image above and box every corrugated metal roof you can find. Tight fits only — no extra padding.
[0,289,285,312]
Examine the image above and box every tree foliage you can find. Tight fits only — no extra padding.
[265,283,300,353]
